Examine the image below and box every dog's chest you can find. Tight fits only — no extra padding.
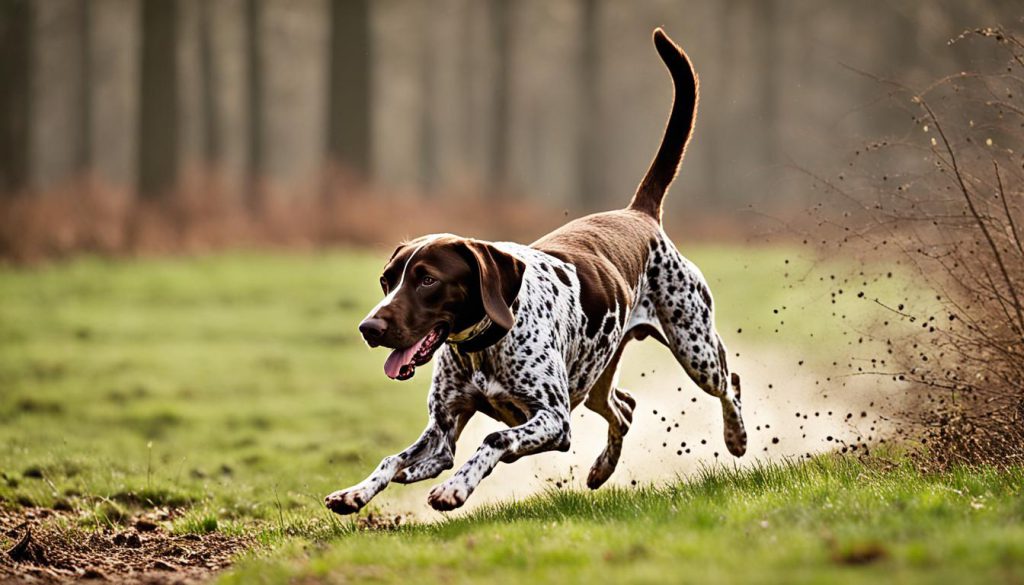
[493,243,636,400]
[467,372,529,424]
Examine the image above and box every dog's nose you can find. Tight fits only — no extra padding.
[359,318,388,344]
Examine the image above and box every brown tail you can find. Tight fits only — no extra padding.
[628,28,699,223]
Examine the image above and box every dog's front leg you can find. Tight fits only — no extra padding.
[325,415,454,515]
[427,404,570,512]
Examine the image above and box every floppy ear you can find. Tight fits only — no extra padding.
[462,240,525,334]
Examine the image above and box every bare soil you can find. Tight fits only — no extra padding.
[0,507,247,584]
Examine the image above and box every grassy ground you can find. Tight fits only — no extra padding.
[227,456,1024,585]
[0,246,1013,583]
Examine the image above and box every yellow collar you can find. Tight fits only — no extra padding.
[447,317,492,344]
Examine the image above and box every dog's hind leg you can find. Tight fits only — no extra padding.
[583,343,634,489]
[645,239,747,457]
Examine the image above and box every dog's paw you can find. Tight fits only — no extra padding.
[324,487,370,515]
[586,457,616,490]
[427,480,470,511]
[586,465,611,490]
[721,397,747,457]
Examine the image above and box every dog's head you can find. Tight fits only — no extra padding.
[358,234,525,380]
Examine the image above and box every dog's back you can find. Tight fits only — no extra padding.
[531,28,699,336]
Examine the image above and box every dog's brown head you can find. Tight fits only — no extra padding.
[358,234,525,380]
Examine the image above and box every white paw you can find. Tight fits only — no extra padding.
[427,480,470,511]
[325,487,370,515]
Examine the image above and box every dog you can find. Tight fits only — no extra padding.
[325,28,746,514]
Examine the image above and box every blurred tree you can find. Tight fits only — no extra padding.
[138,0,179,197]
[198,0,220,164]
[578,0,602,205]
[2,0,1022,213]
[327,0,372,178]
[194,0,248,200]
[418,1,437,192]
[245,0,263,206]
[755,0,780,196]
[703,0,735,202]
[0,0,31,194]
[87,0,139,188]
[80,0,92,175]
[253,0,328,191]
[458,0,479,181]
[488,0,512,194]
[30,0,88,191]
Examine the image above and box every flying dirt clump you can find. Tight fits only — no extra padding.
[807,24,1024,468]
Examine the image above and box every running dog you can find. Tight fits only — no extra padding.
[326,28,746,514]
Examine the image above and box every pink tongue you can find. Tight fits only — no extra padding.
[384,335,429,379]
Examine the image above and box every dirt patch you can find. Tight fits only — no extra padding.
[354,512,405,532]
[826,536,889,566]
[0,507,247,584]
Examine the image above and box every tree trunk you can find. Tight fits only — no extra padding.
[87,0,140,188]
[244,0,262,207]
[138,0,179,198]
[418,2,436,193]
[755,0,780,199]
[577,0,601,206]
[255,1,328,192]
[0,0,32,194]
[327,0,372,178]
[488,0,511,194]
[30,0,87,191]
[198,0,220,165]
[79,0,92,176]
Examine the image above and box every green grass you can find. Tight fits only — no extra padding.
[0,245,831,518]
[0,250,413,529]
[225,456,1024,584]
[0,245,1002,584]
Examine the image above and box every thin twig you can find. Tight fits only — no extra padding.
[917,97,1024,336]
[994,160,1024,259]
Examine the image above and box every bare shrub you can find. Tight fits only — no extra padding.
[811,25,1024,467]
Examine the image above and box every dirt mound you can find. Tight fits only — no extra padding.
[0,507,247,584]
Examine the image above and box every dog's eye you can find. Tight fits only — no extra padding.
[420,275,438,287]
[379,276,388,293]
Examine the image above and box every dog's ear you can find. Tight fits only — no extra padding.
[460,240,525,335]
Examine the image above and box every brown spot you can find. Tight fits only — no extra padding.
[831,542,888,566]
[534,210,660,336]
[553,265,572,287]
[698,283,713,307]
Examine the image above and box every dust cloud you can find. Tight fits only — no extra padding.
[373,339,900,520]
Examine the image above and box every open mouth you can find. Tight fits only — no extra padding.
[383,323,450,381]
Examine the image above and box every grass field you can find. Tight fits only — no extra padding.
[227,456,1024,585]
[0,246,1018,583]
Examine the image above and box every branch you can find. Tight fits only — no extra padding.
[916,97,1024,337]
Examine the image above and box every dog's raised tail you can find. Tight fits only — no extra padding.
[628,28,699,223]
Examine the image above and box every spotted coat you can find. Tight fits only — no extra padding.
[324,233,747,513]
[324,27,748,514]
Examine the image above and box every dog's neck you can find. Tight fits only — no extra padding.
[448,299,519,356]
[447,316,493,345]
